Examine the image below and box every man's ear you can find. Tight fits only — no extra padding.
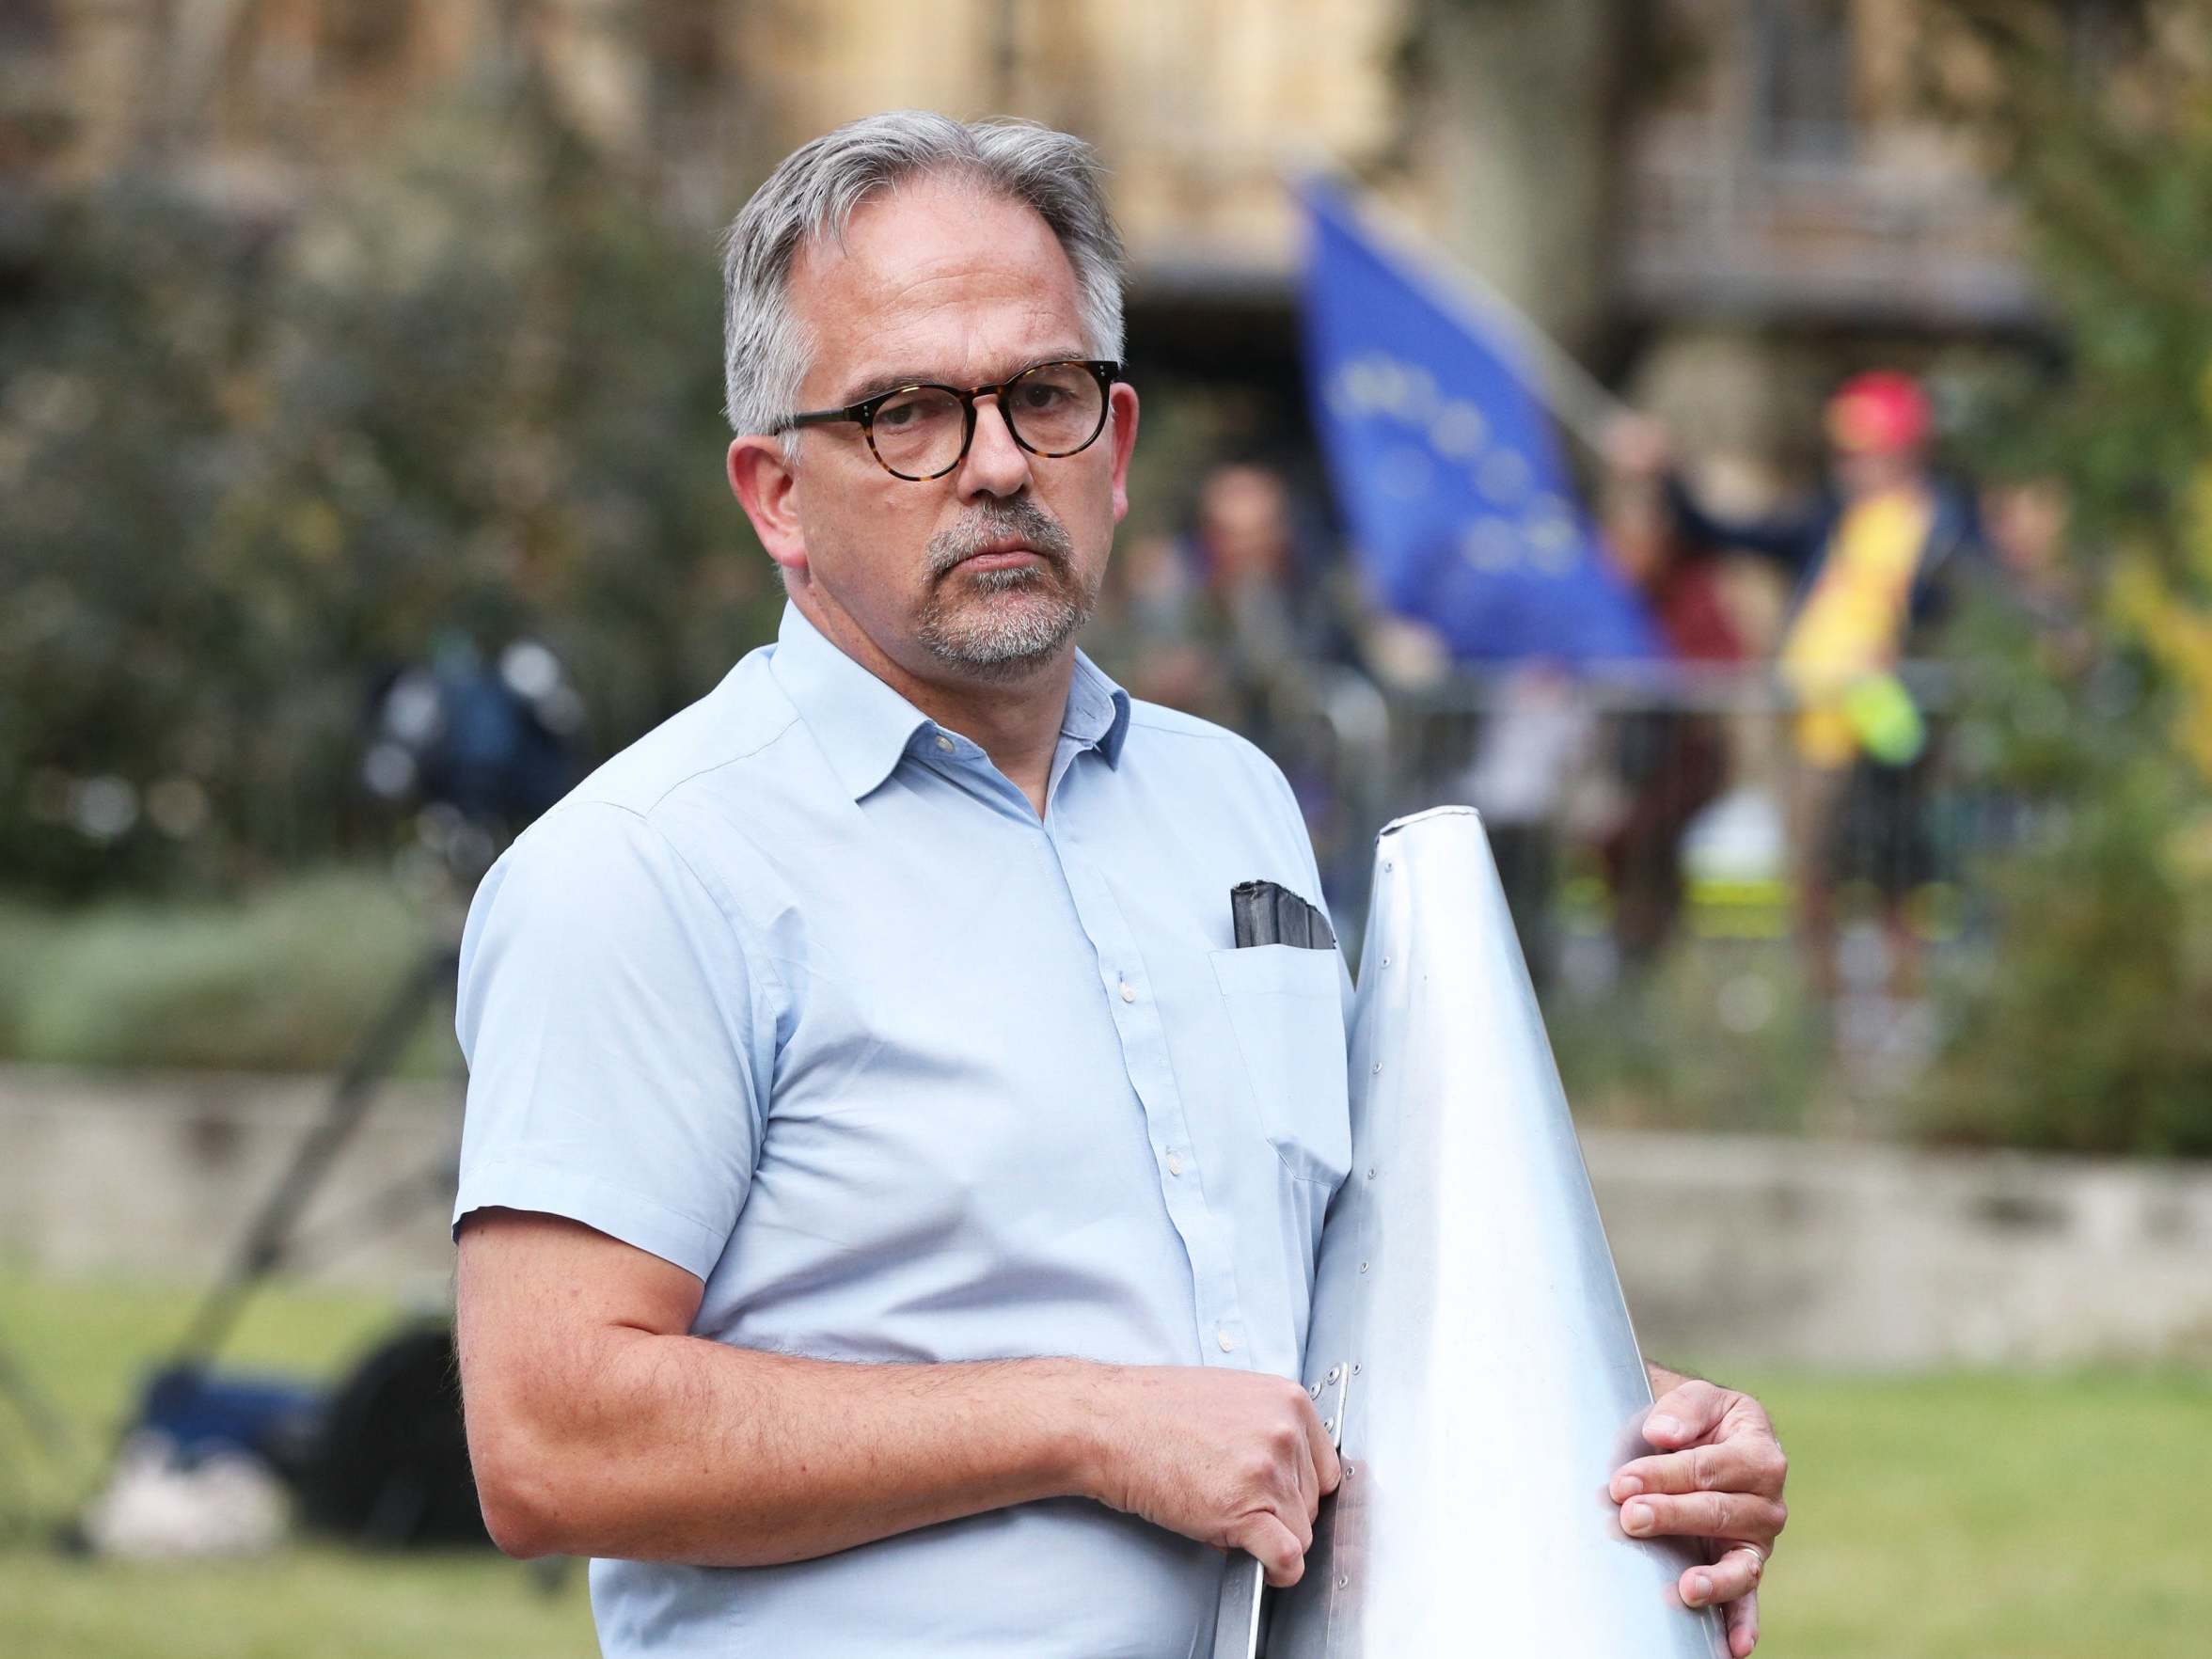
[728,435,809,584]
[1106,383,1141,527]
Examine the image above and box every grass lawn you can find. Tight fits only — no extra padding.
[0,1267,593,1659]
[1746,1367,2211,1657]
[2,1265,2206,1656]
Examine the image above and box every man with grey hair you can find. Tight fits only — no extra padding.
[450,111,1785,1657]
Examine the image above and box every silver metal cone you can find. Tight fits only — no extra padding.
[1225,806,1729,1657]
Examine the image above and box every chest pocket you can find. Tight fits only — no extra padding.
[1209,945,1352,1190]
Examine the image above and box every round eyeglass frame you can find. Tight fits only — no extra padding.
[773,358,1123,482]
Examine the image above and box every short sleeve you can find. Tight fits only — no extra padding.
[451,800,771,1281]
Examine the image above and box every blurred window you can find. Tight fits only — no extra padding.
[645,0,723,90]
[0,0,57,53]
[1749,0,1854,162]
[321,0,412,71]
[2061,0,2142,86]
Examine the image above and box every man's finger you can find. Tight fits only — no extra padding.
[1289,1417,1322,1526]
[1679,1546,1764,1610]
[1619,1491,1787,1548]
[1304,1397,1344,1498]
[1234,1512,1308,1589]
[1641,1381,1729,1447]
[1274,1475,1315,1557]
[1611,1435,1788,1501]
[1725,1588,1761,1657]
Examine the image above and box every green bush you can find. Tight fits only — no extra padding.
[1924,750,2212,1156]
[0,87,782,899]
[0,870,451,1074]
[1917,3,2212,1156]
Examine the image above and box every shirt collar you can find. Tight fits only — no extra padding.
[768,602,1131,801]
[1064,641,1133,766]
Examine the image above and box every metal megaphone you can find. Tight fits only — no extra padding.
[1216,806,1728,1656]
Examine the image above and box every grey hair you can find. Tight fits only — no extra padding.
[720,111,1126,443]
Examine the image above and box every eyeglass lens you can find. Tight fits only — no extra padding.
[871,362,1106,479]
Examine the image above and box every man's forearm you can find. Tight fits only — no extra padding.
[468,1330,1109,1565]
[458,1212,1334,1576]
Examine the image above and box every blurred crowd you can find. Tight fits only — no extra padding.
[1088,368,2089,1029]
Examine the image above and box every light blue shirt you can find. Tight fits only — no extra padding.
[453,602,1351,1657]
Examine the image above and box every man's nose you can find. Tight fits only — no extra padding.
[956,395,1033,499]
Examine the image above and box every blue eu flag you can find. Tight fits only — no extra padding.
[1297,179,1659,665]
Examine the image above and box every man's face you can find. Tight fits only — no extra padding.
[1832,445,1922,501]
[1197,465,1292,586]
[749,173,1138,689]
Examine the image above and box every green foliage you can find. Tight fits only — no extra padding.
[1936,4,2212,581]
[1553,943,1831,1136]
[1917,1,2212,1155]
[0,870,450,1074]
[0,87,782,899]
[1924,732,2212,1155]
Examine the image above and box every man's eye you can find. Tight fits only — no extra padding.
[876,391,954,431]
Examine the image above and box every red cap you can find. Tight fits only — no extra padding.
[1825,371,1931,455]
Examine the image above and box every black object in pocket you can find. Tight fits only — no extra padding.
[1228,879,1336,951]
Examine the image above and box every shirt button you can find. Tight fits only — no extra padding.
[1216,1328,1236,1353]
[935,735,954,753]
[1166,1150,1184,1177]
[1118,981,1136,1003]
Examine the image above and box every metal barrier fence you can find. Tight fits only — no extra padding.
[1289,662,2019,1001]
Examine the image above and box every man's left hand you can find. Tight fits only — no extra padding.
[1609,1377,1788,1658]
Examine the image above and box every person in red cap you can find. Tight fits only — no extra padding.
[1608,371,1982,1007]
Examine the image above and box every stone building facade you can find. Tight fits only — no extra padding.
[1,1,2054,489]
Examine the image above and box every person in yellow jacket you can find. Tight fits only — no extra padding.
[1610,371,1982,1001]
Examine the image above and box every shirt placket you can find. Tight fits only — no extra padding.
[1042,793,1250,1368]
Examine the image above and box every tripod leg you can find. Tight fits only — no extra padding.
[55,942,462,1555]
[166,941,458,1369]
[277,1153,463,1279]
[0,1333,80,1462]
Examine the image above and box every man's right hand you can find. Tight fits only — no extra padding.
[1076,1365,1342,1588]
[1604,411,1674,479]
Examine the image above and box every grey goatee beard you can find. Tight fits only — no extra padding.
[914,496,1096,679]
